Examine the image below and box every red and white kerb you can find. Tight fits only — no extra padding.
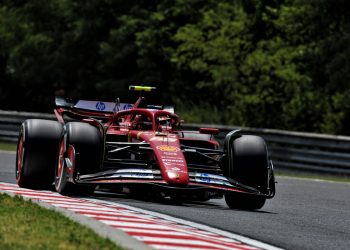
[0,182,267,250]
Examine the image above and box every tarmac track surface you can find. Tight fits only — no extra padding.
[1,151,349,250]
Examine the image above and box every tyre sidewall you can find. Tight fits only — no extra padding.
[66,122,103,176]
[16,119,63,189]
[230,135,269,192]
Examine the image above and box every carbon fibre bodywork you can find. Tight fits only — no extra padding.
[53,89,275,202]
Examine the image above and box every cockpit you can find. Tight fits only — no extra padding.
[114,109,179,132]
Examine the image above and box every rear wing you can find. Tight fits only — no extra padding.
[55,97,132,113]
[74,100,133,112]
[55,97,175,114]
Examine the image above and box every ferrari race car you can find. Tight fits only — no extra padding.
[16,86,275,210]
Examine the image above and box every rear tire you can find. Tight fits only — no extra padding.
[54,122,102,196]
[16,119,63,189]
[224,135,268,210]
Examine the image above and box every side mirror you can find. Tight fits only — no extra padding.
[199,128,219,135]
[55,97,74,108]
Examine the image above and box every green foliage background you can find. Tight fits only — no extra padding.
[1,0,350,134]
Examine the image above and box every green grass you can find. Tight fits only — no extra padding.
[275,170,349,183]
[0,141,17,151]
[0,194,123,250]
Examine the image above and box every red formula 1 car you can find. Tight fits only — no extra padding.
[16,86,275,210]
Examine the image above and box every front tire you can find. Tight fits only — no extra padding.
[225,192,266,210]
[224,135,269,210]
[54,139,70,194]
[54,122,102,195]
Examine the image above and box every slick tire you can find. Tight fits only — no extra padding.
[54,122,102,196]
[66,121,102,175]
[225,192,266,210]
[16,119,63,189]
[224,135,268,210]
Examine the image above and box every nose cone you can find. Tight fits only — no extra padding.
[166,169,189,185]
[158,152,189,186]
[148,135,189,186]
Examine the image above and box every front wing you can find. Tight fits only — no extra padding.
[75,168,275,198]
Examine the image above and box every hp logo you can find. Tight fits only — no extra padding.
[95,102,106,111]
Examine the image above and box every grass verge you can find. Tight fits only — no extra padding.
[275,170,349,183]
[0,141,17,151]
[0,193,123,250]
